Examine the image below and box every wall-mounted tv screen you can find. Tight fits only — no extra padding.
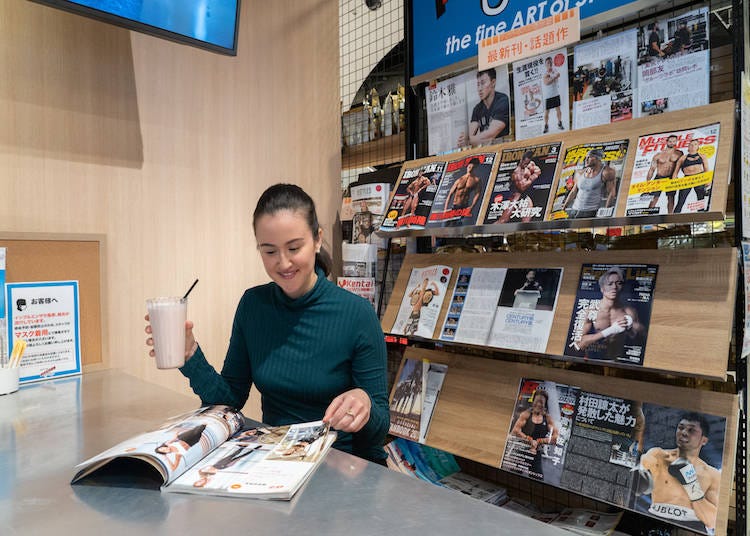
[31,0,241,56]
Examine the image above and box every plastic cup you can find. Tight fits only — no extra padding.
[0,366,20,395]
[146,297,187,369]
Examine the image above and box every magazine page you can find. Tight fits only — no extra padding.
[351,182,391,247]
[500,378,580,487]
[388,357,424,442]
[548,140,629,221]
[461,65,513,147]
[486,268,563,353]
[564,264,658,365]
[391,265,452,338]
[341,242,378,278]
[483,142,562,225]
[635,8,710,118]
[438,472,508,505]
[165,421,336,500]
[427,152,496,228]
[439,267,506,345]
[625,123,720,216]
[549,508,623,535]
[426,71,473,156]
[72,405,244,485]
[628,403,726,535]
[380,162,446,231]
[561,392,645,510]
[573,30,637,130]
[513,49,570,140]
[419,361,448,443]
[743,242,750,358]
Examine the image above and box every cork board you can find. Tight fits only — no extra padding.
[0,235,103,367]
[382,248,736,380]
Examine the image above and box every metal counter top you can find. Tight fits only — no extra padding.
[0,370,565,535]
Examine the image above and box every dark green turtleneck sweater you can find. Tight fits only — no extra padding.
[179,268,389,462]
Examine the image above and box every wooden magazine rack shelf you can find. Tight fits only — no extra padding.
[398,345,739,536]
[382,248,737,381]
[375,100,735,239]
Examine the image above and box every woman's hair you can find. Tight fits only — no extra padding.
[253,183,332,276]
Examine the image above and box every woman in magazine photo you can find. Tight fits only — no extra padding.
[510,389,559,480]
[155,424,206,471]
[145,183,389,464]
[671,139,710,214]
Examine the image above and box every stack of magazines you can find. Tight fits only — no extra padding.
[384,438,507,506]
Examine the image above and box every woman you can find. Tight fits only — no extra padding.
[155,424,206,471]
[510,390,558,479]
[146,184,389,464]
[672,139,710,214]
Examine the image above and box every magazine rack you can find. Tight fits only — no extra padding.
[375,99,735,238]
[382,249,737,380]
[376,97,743,527]
[396,345,739,536]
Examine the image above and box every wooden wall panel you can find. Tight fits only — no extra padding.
[0,1,340,411]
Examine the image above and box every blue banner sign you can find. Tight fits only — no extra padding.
[412,0,639,78]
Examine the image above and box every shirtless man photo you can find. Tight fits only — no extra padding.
[562,149,617,219]
[443,158,483,218]
[633,413,720,534]
[499,151,542,223]
[574,266,644,360]
[647,134,683,213]
[401,170,432,216]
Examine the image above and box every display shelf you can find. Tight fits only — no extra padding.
[376,100,735,239]
[396,345,739,536]
[342,131,405,170]
[382,249,737,381]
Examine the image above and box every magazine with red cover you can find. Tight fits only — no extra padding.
[427,151,495,228]
[483,142,561,224]
[380,162,446,231]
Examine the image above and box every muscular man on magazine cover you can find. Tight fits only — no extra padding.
[574,266,644,361]
[402,170,432,217]
[646,134,683,213]
[633,412,720,534]
[499,151,542,223]
[442,158,483,220]
[561,149,617,219]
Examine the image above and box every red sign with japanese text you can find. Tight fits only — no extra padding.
[478,8,580,70]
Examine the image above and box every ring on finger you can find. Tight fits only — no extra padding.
[345,409,355,417]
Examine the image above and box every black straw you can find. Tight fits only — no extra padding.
[183,279,199,300]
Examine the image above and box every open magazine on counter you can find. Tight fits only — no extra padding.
[71,405,337,501]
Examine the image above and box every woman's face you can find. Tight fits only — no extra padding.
[255,209,322,299]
